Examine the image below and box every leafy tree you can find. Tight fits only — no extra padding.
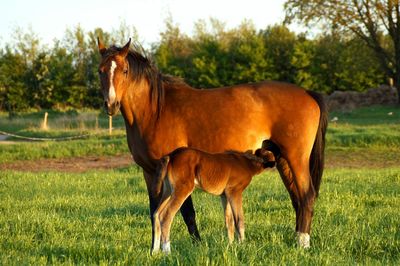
[0,47,29,112]
[262,24,297,82]
[284,0,400,102]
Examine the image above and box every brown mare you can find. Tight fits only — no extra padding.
[152,143,278,254]
[97,39,328,249]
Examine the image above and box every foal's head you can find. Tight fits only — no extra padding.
[255,140,281,168]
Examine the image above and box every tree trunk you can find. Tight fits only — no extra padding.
[394,72,400,104]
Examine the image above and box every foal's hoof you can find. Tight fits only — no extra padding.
[297,232,310,249]
[162,242,171,254]
[151,248,160,256]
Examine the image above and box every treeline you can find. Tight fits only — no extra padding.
[0,20,387,112]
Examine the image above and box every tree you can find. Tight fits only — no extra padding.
[284,0,400,103]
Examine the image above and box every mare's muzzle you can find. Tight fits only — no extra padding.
[104,100,121,116]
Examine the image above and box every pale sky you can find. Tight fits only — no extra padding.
[0,0,296,47]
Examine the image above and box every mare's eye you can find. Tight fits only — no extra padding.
[123,69,128,75]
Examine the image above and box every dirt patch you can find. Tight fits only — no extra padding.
[0,154,134,173]
[325,148,399,169]
[0,149,397,173]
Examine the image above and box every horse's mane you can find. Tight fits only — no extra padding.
[105,44,192,118]
[225,150,264,164]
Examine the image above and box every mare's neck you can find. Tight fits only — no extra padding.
[120,79,155,128]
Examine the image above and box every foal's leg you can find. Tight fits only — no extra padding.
[158,188,194,253]
[152,194,171,254]
[220,193,235,243]
[226,190,245,242]
[144,171,163,251]
[145,170,201,248]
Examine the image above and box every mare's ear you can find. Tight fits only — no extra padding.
[120,38,131,58]
[97,37,107,56]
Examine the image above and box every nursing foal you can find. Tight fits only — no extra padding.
[152,142,279,254]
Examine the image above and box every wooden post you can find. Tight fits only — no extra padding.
[41,112,48,130]
[109,115,112,135]
[389,78,394,87]
[95,116,99,130]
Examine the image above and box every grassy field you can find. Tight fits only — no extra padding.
[0,105,400,265]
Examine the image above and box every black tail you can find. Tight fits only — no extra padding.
[307,91,328,197]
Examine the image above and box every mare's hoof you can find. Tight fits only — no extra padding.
[297,232,310,248]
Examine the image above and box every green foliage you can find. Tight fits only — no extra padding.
[153,20,385,92]
[0,19,390,111]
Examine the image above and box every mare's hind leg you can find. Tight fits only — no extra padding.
[221,193,235,243]
[276,157,300,231]
[285,154,316,248]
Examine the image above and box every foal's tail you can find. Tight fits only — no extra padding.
[307,91,328,197]
[153,156,170,196]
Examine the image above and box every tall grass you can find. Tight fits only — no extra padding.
[0,167,399,264]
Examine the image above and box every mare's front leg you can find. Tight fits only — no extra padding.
[220,193,235,243]
[180,196,201,241]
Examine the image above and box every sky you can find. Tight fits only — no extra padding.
[0,0,297,47]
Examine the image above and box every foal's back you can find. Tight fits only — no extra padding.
[167,148,262,195]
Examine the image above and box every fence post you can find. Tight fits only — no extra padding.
[109,115,112,135]
[41,112,48,130]
[389,78,394,87]
[95,116,99,130]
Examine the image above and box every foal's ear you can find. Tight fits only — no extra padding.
[120,38,131,58]
[254,149,261,157]
[97,37,107,56]
[244,149,253,155]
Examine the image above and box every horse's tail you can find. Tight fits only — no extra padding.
[153,156,170,196]
[307,90,328,197]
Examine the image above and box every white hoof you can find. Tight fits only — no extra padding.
[151,247,160,256]
[297,232,310,248]
[162,241,171,254]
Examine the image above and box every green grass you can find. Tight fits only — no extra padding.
[329,105,400,125]
[1,105,400,264]
[0,167,399,265]
[0,133,128,163]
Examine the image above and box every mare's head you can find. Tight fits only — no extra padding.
[97,38,164,117]
[97,38,132,116]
